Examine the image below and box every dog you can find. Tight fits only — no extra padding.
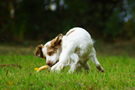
[35,27,104,73]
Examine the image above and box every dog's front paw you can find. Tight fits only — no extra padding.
[51,63,64,72]
[51,65,59,72]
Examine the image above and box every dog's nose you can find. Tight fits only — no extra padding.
[47,61,53,67]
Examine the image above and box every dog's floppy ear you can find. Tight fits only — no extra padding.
[52,34,63,47]
[35,44,45,58]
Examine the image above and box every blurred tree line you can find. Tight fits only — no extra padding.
[0,0,135,42]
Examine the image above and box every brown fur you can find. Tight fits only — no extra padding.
[46,45,57,56]
[51,34,63,47]
[96,65,104,72]
[66,30,75,36]
[46,34,63,56]
[35,44,46,58]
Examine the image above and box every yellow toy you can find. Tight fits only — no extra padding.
[34,65,50,72]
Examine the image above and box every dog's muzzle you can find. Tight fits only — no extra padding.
[47,60,59,67]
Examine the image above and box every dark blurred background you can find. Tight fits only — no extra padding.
[0,0,135,42]
[0,0,135,56]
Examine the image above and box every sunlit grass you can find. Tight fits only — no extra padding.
[0,55,135,89]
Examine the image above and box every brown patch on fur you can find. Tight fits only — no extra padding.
[46,45,57,56]
[66,30,75,36]
[35,44,46,58]
[96,65,104,72]
[46,34,63,56]
[51,34,63,47]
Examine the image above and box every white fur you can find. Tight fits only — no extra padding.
[42,27,104,73]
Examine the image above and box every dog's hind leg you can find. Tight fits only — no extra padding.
[83,62,91,70]
[89,47,104,72]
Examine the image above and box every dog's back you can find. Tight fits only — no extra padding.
[62,27,94,55]
[65,27,92,42]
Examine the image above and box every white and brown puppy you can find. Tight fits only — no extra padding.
[35,27,104,73]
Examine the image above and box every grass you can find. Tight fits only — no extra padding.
[0,55,135,89]
[0,43,135,89]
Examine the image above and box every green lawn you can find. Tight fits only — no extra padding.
[0,55,135,89]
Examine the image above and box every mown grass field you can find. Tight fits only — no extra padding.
[0,44,135,89]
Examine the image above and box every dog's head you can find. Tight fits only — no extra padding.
[35,34,63,67]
